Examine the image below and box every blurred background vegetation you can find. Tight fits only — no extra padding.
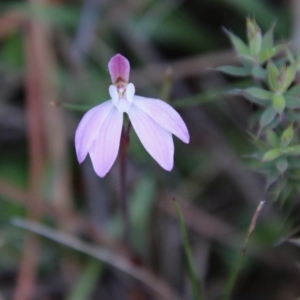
[0,0,300,299]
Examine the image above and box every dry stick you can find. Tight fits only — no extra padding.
[35,0,76,284]
[130,49,236,88]
[242,201,265,255]
[12,218,181,300]
[223,200,265,300]
[13,19,45,300]
[38,0,73,233]
[0,179,111,245]
[119,123,131,246]
[0,11,24,39]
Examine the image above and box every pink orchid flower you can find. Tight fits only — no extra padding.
[75,54,189,177]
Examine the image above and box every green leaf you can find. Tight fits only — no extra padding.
[259,106,277,129]
[285,84,300,96]
[224,28,250,56]
[245,87,273,100]
[251,65,266,79]
[282,145,300,156]
[262,148,281,161]
[66,258,103,300]
[217,66,251,77]
[283,95,300,109]
[247,18,262,57]
[272,93,285,114]
[261,22,275,50]
[276,158,288,174]
[242,92,269,106]
[286,46,295,64]
[266,130,279,147]
[259,45,284,63]
[281,124,294,147]
[267,61,280,92]
[279,63,297,93]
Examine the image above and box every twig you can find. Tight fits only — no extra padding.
[242,200,265,255]
[0,11,25,39]
[223,200,265,300]
[130,50,236,88]
[0,178,119,250]
[12,218,181,300]
[13,13,45,300]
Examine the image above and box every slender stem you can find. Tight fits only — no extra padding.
[173,199,202,300]
[119,122,131,246]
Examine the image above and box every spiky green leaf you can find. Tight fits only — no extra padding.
[224,28,250,56]
[245,87,273,100]
[281,124,294,147]
[261,22,275,50]
[283,96,300,109]
[260,106,277,129]
[217,66,251,77]
[259,45,284,63]
[267,61,280,91]
[286,84,300,96]
[272,93,285,114]
[266,130,279,147]
[276,158,288,174]
[262,148,281,161]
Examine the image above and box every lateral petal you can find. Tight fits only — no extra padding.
[132,96,189,143]
[89,107,123,177]
[75,101,114,163]
[128,105,174,171]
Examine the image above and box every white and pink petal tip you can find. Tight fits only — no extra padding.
[75,54,190,177]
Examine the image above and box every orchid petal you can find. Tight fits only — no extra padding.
[89,107,123,177]
[128,105,174,171]
[108,54,130,84]
[132,96,190,143]
[75,100,114,163]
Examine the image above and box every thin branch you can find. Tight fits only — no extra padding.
[13,15,45,300]
[130,49,236,88]
[12,218,181,300]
